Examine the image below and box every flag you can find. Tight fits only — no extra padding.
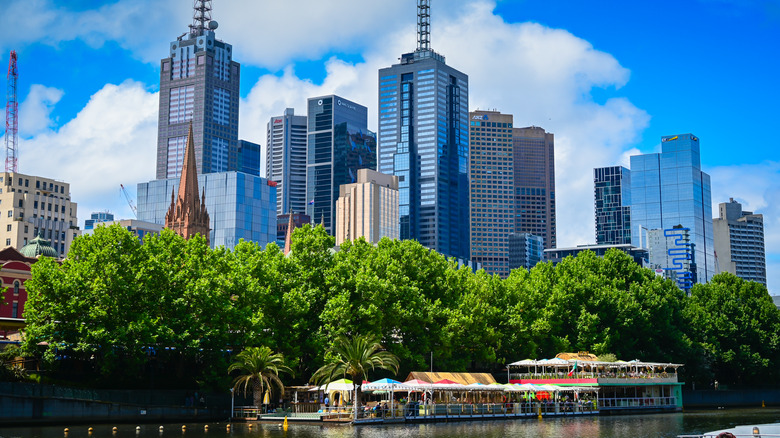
[567,361,577,377]
[308,199,314,205]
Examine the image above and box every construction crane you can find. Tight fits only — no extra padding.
[120,184,138,218]
[5,50,18,172]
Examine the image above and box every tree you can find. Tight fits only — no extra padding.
[228,346,293,410]
[312,334,399,421]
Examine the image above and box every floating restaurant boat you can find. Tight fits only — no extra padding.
[508,352,684,414]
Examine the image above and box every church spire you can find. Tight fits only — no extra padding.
[284,210,295,255]
[165,122,211,244]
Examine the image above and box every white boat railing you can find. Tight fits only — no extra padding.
[598,396,677,408]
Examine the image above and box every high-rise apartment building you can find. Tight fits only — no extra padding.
[713,198,766,286]
[0,172,80,258]
[469,110,514,276]
[594,166,631,245]
[335,169,399,246]
[513,126,556,250]
[306,95,376,234]
[267,108,308,216]
[630,134,715,283]
[156,2,240,179]
[377,1,470,259]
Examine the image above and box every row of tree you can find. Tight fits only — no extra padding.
[17,224,780,390]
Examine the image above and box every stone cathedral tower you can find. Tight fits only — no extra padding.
[165,123,211,244]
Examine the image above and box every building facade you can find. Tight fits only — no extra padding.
[137,172,276,250]
[276,213,311,246]
[630,134,715,283]
[594,166,631,245]
[267,108,308,216]
[513,126,556,250]
[469,110,515,276]
[544,243,648,268]
[306,95,376,234]
[647,226,697,293]
[85,211,115,230]
[377,4,470,260]
[85,219,164,243]
[713,198,766,286]
[0,247,36,325]
[155,6,240,179]
[508,233,544,271]
[0,172,80,258]
[335,169,399,246]
[238,140,261,176]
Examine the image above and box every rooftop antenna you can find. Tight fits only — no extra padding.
[417,0,431,52]
[5,51,18,173]
[189,0,213,38]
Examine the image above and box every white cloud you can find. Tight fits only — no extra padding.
[18,85,64,137]
[19,80,158,225]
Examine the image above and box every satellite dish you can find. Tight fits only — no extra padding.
[208,20,219,30]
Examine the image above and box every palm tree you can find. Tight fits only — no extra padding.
[228,346,293,412]
[312,334,399,421]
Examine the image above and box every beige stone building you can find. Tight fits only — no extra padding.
[0,172,80,258]
[335,169,399,246]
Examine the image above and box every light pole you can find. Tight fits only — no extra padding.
[230,388,234,421]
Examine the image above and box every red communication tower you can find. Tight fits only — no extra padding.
[4,50,18,173]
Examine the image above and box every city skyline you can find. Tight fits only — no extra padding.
[1,0,777,292]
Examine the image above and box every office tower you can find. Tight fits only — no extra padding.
[0,172,80,258]
[377,0,470,259]
[647,226,697,294]
[713,198,766,286]
[165,124,211,244]
[137,172,277,250]
[267,108,308,216]
[306,95,377,234]
[508,233,544,271]
[277,212,311,247]
[594,166,632,245]
[238,140,261,176]
[469,110,515,276]
[513,126,556,250]
[630,133,715,283]
[156,1,240,179]
[335,169,399,246]
[85,211,115,230]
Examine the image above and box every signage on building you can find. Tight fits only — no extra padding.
[273,118,283,125]
[337,99,358,111]
[472,115,489,121]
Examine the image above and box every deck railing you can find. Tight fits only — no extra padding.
[598,397,677,409]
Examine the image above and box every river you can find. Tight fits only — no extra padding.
[2,408,779,438]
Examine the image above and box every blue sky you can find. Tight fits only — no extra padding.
[1,0,778,291]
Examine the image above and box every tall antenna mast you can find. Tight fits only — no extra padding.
[417,0,431,52]
[189,0,213,38]
[5,50,18,173]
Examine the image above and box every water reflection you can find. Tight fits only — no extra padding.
[1,409,779,438]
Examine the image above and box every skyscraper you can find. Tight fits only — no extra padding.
[335,169,399,246]
[267,108,308,216]
[630,133,715,283]
[594,166,632,245]
[156,1,240,179]
[513,126,556,250]
[469,110,515,276]
[377,0,470,259]
[306,95,377,234]
[713,198,766,286]
[237,140,261,176]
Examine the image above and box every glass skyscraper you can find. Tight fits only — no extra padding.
[594,166,632,245]
[513,127,556,250]
[137,172,277,250]
[377,7,470,259]
[306,96,376,234]
[156,6,240,179]
[267,108,308,216]
[237,140,261,176]
[630,133,715,283]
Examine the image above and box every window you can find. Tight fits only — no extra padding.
[24,225,27,233]
[18,178,22,185]
[6,224,10,231]
[25,179,29,187]
[7,210,11,217]
[34,201,37,208]
[48,204,52,211]
[17,199,22,207]
[13,281,19,296]
[36,181,40,189]
[11,302,17,318]
[5,238,9,245]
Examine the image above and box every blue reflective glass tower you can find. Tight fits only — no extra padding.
[377,1,469,259]
[630,134,715,283]
[594,166,631,245]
